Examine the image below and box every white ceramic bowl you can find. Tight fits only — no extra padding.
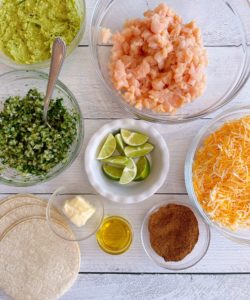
[85,119,169,204]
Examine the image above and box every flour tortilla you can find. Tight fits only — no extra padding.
[0,204,66,238]
[0,194,45,218]
[0,217,80,300]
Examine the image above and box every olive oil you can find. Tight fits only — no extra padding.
[96,216,133,255]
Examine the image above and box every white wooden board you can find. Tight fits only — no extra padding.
[0,47,250,120]
[59,274,250,300]
[0,118,209,194]
[82,0,250,46]
[1,194,250,274]
[1,274,250,300]
[0,0,250,299]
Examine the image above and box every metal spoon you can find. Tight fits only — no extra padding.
[43,37,66,125]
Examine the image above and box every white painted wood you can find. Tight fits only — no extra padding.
[0,118,209,194]
[1,274,250,300]
[1,104,250,195]
[77,194,250,273]
[0,1,250,299]
[0,47,250,119]
[60,274,250,300]
[82,0,250,46]
[1,194,250,273]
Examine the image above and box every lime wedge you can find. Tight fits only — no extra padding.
[115,133,125,155]
[134,156,150,181]
[97,134,116,160]
[121,129,149,146]
[102,164,123,181]
[124,143,154,158]
[119,158,137,185]
[102,156,129,167]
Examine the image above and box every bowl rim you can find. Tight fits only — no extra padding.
[89,0,250,123]
[0,0,86,69]
[0,69,84,187]
[46,186,105,242]
[96,215,133,254]
[185,105,250,243]
[141,199,211,270]
[84,118,170,204]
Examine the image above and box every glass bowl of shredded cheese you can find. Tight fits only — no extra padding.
[185,106,250,243]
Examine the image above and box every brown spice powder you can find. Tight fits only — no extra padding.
[148,204,199,261]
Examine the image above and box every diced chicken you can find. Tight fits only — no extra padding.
[113,60,128,89]
[109,3,208,113]
[100,27,112,44]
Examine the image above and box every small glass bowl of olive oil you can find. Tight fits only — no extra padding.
[96,216,133,255]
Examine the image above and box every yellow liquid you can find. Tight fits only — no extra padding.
[96,216,133,255]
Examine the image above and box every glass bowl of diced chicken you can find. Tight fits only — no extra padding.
[89,0,250,123]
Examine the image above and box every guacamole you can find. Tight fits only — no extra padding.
[0,0,81,64]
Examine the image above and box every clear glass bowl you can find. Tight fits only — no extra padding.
[185,106,250,243]
[141,200,210,270]
[0,70,83,186]
[46,186,104,242]
[96,216,133,255]
[90,0,250,123]
[0,0,86,69]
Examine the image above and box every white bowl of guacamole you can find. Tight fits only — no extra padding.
[0,0,85,68]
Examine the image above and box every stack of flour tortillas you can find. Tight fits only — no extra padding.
[0,194,81,300]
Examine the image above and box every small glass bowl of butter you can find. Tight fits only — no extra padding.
[46,186,104,241]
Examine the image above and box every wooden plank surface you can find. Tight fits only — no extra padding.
[59,274,250,300]
[0,118,207,194]
[72,194,250,273]
[0,0,250,299]
[1,274,250,300]
[82,0,250,46]
[1,194,250,274]
[1,47,250,120]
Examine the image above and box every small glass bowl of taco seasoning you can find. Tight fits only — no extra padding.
[96,216,133,255]
[141,200,210,270]
[46,186,104,242]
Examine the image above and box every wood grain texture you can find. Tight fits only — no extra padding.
[82,0,250,46]
[1,100,250,195]
[1,194,250,273]
[0,1,250,299]
[61,274,250,300]
[1,274,250,300]
[0,118,208,194]
[0,47,250,120]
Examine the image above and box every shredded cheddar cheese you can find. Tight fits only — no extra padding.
[193,116,250,230]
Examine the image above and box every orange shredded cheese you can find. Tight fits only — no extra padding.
[193,116,250,230]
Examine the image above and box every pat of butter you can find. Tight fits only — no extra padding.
[63,196,96,227]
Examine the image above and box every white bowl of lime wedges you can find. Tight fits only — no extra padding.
[85,119,169,204]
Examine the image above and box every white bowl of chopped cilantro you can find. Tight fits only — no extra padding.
[85,119,169,204]
[0,70,83,186]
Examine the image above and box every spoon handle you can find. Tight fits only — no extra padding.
[43,38,67,122]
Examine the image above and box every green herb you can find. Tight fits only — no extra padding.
[0,89,78,176]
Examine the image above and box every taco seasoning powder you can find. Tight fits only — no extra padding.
[148,204,199,261]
